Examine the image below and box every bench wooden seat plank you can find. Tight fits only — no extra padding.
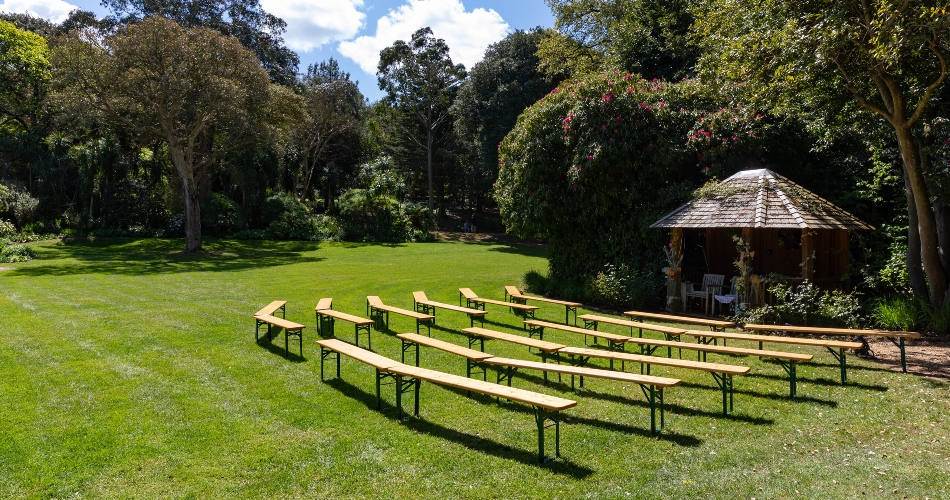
[314,298,375,348]
[505,285,582,324]
[413,291,487,327]
[681,329,862,350]
[742,323,913,374]
[523,320,629,368]
[744,324,921,371]
[621,336,812,398]
[462,327,566,354]
[255,300,286,317]
[366,296,435,335]
[254,313,305,358]
[578,314,687,338]
[397,332,675,433]
[558,346,749,415]
[459,288,539,317]
[623,309,735,331]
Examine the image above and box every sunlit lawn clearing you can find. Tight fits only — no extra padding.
[1,237,947,498]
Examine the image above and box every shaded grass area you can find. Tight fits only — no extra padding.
[0,237,947,498]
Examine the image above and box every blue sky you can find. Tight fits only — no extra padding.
[1,0,554,100]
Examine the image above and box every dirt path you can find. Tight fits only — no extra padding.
[866,337,950,383]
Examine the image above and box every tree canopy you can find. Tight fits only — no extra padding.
[695,0,950,304]
[0,20,50,131]
[52,16,276,251]
[378,27,467,216]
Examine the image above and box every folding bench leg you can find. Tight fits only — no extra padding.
[534,407,561,463]
[778,360,798,398]
[711,372,734,415]
[320,346,340,381]
[639,385,664,434]
[827,347,848,384]
[394,375,420,420]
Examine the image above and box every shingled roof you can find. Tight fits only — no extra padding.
[651,169,873,230]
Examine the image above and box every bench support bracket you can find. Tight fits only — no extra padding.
[825,347,848,384]
[534,407,561,463]
[639,385,664,434]
[710,372,734,415]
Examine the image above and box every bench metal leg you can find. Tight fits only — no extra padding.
[394,375,420,420]
[888,337,908,372]
[497,366,517,387]
[639,385,664,434]
[827,347,847,384]
[566,305,576,325]
[356,324,372,349]
[285,329,303,358]
[401,339,420,367]
[320,346,341,381]
[535,407,561,463]
[527,325,544,342]
[777,360,798,398]
[710,372,734,415]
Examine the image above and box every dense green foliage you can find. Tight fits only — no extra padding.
[0,19,49,130]
[733,281,865,329]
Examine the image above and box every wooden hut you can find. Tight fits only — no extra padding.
[651,169,872,305]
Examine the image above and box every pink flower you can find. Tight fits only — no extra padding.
[733,136,738,141]
[603,95,612,101]
[572,183,578,189]
[755,113,762,118]
[653,78,659,82]
[588,155,594,160]
[623,74,632,80]
[602,125,607,130]
[659,101,665,106]
[616,116,621,121]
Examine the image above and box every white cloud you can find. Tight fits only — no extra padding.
[338,0,509,74]
[259,0,365,53]
[0,0,78,23]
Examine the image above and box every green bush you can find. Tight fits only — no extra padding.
[588,263,664,311]
[871,296,921,332]
[100,178,166,230]
[337,189,412,242]
[0,244,38,263]
[0,219,15,240]
[231,229,271,240]
[922,301,950,335]
[201,193,244,235]
[733,281,864,328]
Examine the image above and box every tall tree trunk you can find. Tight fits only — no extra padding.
[895,126,947,304]
[904,170,929,300]
[427,127,434,217]
[169,145,202,252]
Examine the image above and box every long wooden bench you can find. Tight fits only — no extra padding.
[254,314,306,358]
[459,288,539,318]
[395,333,495,382]
[617,336,813,398]
[676,329,863,384]
[398,333,678,433]
[413,291,487,327]
[461,327,566,363]
[743,323,921,373]
[578,314,690,357]
[316,338,576,463]
[623,309,735,331]
[313,298,376,348]
[523,320,630,368]
[505,285,583,325]
[365,296,434,335]
[558,347,749,416]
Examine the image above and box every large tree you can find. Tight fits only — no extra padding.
[378,27,467,216]
[295,59,365,206]
[0,20,50,132]
[452,29,564,211]
[539,0,697,80]
[101,0,298,84]
[52,16,274,251]
[695,0,950,305]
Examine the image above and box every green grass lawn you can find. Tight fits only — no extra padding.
[1,237,948,499]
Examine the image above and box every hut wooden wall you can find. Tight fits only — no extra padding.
[698,228,850,289]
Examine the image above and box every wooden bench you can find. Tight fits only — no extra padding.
[620,336,813,398]
[523,319,630,368]
[623,309,735,331]
[313,298,376,348]
[505,285,583,325]
[316,338,576,463]
[677,329,864,384]
[743,324,921,373]
[462,327,565,364]
[365,296,434,335]
[413,291,487,327]
[254,305,305,358]
[398,333,678,434]
[578,314,690,357]
[459,288,539,318]
[396,333,495,382]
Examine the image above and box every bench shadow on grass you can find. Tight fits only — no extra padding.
[324,378,595,476]
[745,368,889,393]
[255,337,307,363]
[10,237,325,276]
